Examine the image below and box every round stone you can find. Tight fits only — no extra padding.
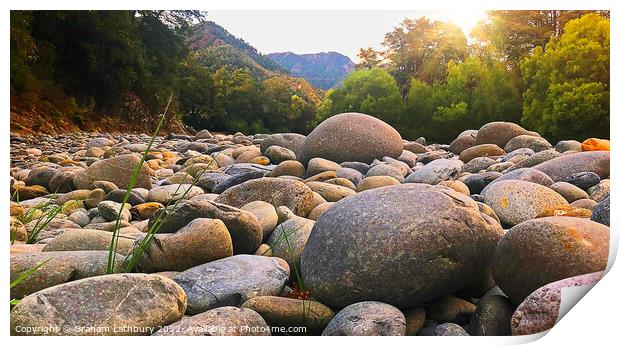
[173,255,290,314]
[10,273,186,335]
[549,182,589,203]
[531,151,609,182]
[154,306,271,336]
[241,201,278,239]
[301,184,503,309]
[504,135,552,152]
[565,172,601,190]
[215,177,315,217]
[321,301,406,336]
[493,216,609,303]
[481,180,568,226]
[459,144,506,163]
[299,112,403,164]
[476,122,537,148]
[591,195,609,226]
[241,296,334,335]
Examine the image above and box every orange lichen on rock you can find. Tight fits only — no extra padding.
[581,138,610,152]
[537,205,592,218]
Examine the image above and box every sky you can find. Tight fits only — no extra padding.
[206,11,489,62]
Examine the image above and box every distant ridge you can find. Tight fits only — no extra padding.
[268,51,355,89]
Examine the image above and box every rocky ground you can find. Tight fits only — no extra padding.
[9,112,610,336]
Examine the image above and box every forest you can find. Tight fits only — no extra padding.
[10,10,610,142]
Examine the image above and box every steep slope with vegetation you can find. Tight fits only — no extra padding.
[268,52,355,89]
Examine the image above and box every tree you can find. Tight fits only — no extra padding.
[521,14,609,141]
[317,68,403,127]
[356,47,382,69]
[382,17,469,93]
[405,57,521,142]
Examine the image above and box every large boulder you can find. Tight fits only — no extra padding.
[215,177,315,217]
[476,122,538,148]
[481,180,568,226]
[493,217,609,304]
[511,271,604,335]
[11,274,186,335]
[298,113,403,164]
[173,255,290,314]
[73,154,154,190]
[531,151,610,182]
[301,184,503,309]
[10,250,125,299]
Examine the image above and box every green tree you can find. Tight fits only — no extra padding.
[521,14,609,141]
[317,68,404,127]
[405,57,521,142]
[382,17,468,93]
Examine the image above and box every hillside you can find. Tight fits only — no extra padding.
[268,51,355,89]
[188,21,285,79]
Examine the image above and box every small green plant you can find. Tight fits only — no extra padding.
[22,202,63,244]
[10,259,51,306]
[106,92,174,274]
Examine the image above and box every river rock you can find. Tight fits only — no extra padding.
[11,273,186,335]
[133,218,233,272]
[241,201,278,239]
[301,184,503,309]
[511,271,604,336]
[267,216,315,272]
[73,154,154,190]
[565,172,600,190]
[98,200,132,221]
[476,122,536,147]
[459,144,506,163]
[154,306,271,336]
[321,301,406,336]
[404,159,463,185]
[504,135,552,152]
[260,133,306,156]
[242,296,334,335]
[468,294,514,336]
[215,177,315,217]
[10,250,125,299]
[591,195,609,226]
[298,113,403,164]
[152,200,262,254]
[481,180,568,226]
[549,182,589,203]
[42,229,135,255]
[173,255,290,314]
[531,151,609,182]
[493,217,609,303]
[147,184,204,204]
[427,295,476,325]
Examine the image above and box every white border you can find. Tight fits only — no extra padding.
[2,1,617,345]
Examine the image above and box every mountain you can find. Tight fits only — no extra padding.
[187,21,285,79]
[267,52,355,89]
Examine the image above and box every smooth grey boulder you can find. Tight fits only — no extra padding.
[322,301,406,336]
[480,168,554,195]
[173,255,290,314]
[301,184,503,309]
[153,306,271,336]
[11,273,186,335]
[531,151,610,182]
[260,133,306,156]
[468,294,514,336]
[404,159,463,185]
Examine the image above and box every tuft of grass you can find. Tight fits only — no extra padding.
[106,92,174,274]
[122,162,210,273]
[24,203,63,244]
[10,258,51,306]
